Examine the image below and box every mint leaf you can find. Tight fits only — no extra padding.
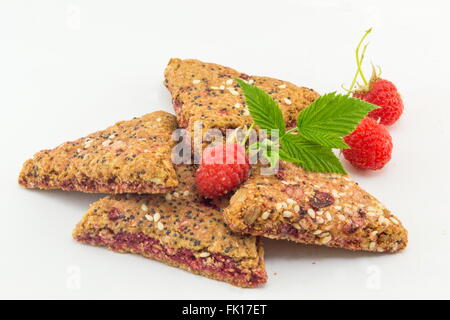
[297,92,378,147]
[280,134,346,174]
[235,78,286,135]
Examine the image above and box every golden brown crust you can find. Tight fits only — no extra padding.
[223,162,408,253]
[164,58,319,138]
[19,111,179,194]
[73,165,267,288]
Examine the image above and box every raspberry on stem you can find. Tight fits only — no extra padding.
[346,28,404,126]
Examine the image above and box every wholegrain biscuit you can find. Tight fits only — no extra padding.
[73,165,267,288]
[164,58,319,142]
[19,111,178,194]
[223,162,408,253]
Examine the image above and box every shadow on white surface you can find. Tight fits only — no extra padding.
[264,238,383,262]
[20,187,105,207]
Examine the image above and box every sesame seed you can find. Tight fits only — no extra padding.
[320,235,332,244]
[141,204,148,212]
[334,205,342,210]
[199,252,210,258]
[276,203,283,211]
[173,192,179,198]
[183,190,190,196]
[325,212,332,221]
[210,86,220,90]
[369,241,376,250]
[390,217,399,225]
[316,217,325,224]
[282,211,293,218]
[283,98,292,105]
[108,134,117,139]
[153,213,161,222]
[337,214,346,221]
[144,214,153,221]
[293,205,300,213]
[242,108,250,116]
[299,220,309,229]
[219,85,225,90]
[286,198,296,205]
[313,230,322,235]
[157,221,164,230]
[292,223,301,230]
[156,118,162,122]
[102,140,112,147]
[192,79,201,84]
[319,232,330,238]
[278,84,287,89]
[84,141,92,148]
[370,231,378,238]
[261,211,271,220]
[234,103,242,108]
[226,79,233,85]
[248,79,255,84]
[165,194,172,201]
[228,88,239,96]
[308,209,316,219]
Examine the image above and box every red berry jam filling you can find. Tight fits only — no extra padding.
[76,230,266,287]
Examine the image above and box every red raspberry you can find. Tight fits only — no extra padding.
[353,78,404,126]
[195,143,251,198]
[343,117,392,170]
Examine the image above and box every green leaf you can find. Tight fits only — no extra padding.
[299,131,349,149]
[297,92,378,145]
[235,78,285,135]
[280,134,347,174]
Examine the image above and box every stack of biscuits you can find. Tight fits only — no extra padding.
[19,59,408,288]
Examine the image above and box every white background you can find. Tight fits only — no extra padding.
[1,0,449,299]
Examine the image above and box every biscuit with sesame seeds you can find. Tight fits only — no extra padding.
[73,165,267,288]
[19,111,178,194]
[164,58,319,143]
[223,161,408,253]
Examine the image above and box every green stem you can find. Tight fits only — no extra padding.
[241,123,254,146]
[358,43,369,85]
[285,127,298,135]
[347,28,372,92]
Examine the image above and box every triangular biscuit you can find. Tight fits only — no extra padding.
[73,165,267,288]
[164,58,319,138]
[19,111,178,194]
[224,162,407,253]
